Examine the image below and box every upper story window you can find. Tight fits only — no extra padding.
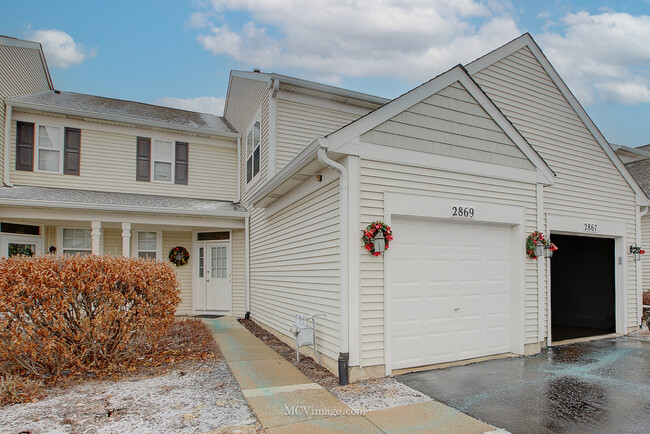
[136,137,188,185]
[37,125,62,172]
[246,120,260,183]
[16,122,80,175]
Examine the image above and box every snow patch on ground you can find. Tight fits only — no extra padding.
[0,360,257,433]
[483,429,512,434]
[330,377,431,412]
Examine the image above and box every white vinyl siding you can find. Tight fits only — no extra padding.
[0,44,51,99]
[163,231,192,315]
[276,98,363,172]
[10,113,239,201]
[102,228,122,256]
[0,102,5,182]
[359,159,538,367]
[360,82,533,170]
[231,229,246,316]
[248,180,341,363]
[472,46,638,329]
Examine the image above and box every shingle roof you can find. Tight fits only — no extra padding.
[625,158,650,197]
[0,185,247,217]
[8,91,237,135]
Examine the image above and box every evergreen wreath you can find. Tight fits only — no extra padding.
[169,246,190,266]
[526,231,547,259]
[362,221,394,257]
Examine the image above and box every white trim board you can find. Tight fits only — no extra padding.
[465,33,648,206]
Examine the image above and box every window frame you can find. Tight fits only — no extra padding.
[61,227,92,256]
[35,123,64,174]
[245,117,261,184]
[132,230,162,260]
[151,139,175,183]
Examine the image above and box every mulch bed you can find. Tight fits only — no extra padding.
[238,318,339,390]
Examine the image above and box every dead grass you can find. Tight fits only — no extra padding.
[0,318,219,407]
[238,318,339,390]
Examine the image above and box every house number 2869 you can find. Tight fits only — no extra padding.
[452,206,475,218]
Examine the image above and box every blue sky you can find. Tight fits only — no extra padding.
[2,0,650,146]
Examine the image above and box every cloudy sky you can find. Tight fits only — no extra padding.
[2,0,650,146]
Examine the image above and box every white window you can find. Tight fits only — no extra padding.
[246,120,260,183]
[137,231,157,259]
[153,139,173,182]
[37,125,63,173]
[62,228,91,255]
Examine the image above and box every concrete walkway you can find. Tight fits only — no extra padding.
[205,317,494,433]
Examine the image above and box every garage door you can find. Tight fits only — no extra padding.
[390,217,513,370]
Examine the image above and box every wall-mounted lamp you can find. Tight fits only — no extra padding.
[373,229,385,253]
[534,243,545,258]
[630,245,645,262]
[544,243,558,259]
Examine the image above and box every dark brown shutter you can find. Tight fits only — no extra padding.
[136,137,151,181]
[63,128,81,175]
[175,141,188,185]
[16,122,34,171]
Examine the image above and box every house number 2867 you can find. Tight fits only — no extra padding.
[452,206,475,218]
[584,223,598,232]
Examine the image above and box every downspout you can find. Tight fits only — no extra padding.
[4,102,13,186]
[317,147,349,385]
[244,214,250,319]
[236,136,241,203]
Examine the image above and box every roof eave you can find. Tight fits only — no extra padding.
[0,197,249,218]
[7,100,239,139]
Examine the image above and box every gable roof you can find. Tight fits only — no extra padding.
[0,35,53,92]
[8,91,238,137]
[624,159,650,199]
[325,64,555,185]
[465,33,649,205]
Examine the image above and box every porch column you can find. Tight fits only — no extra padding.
[122,222,131,257]
[91,221,102,255]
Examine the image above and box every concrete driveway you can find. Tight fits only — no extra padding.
[397,338,650,434]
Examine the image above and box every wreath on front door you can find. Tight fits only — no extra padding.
[362,221,394,256]
[169,246,190,266]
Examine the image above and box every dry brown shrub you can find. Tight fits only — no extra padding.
[0,255,181,379]
[0,375,45,406]
[157,318,219,362]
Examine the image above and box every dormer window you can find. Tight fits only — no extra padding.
[246,120,260,183]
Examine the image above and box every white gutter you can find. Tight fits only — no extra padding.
[638,206,649,325]
[317,147,350,379]
[3,102,12,186]
[0,197,249,218]
[7,100,240,139]
[236,136,242,203]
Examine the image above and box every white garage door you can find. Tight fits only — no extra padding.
[390,217,513,370]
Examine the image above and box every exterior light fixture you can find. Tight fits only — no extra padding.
[630,245,645,262]
[534,243,544,258]
[373,228,385,253]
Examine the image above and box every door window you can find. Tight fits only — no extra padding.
[211,246,227,278]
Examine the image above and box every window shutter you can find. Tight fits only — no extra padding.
[16,122,34,171]
[63,128,81,175]
[136,137,151,181]
[175,141,188,185]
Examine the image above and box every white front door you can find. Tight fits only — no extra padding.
[201,241,231,312]
[0,234,43,257]
[390,217,513,370]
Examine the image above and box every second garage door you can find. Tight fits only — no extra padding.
[390,217,514,370]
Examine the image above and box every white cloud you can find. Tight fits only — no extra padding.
[195,0,521,85]
[539,12,650,105]
[152,96,226,116]
[30,29,95,69]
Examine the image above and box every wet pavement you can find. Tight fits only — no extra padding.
[397,338,650,434]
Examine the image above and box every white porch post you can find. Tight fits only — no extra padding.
[91,221,102,255]
[122,222,132,257]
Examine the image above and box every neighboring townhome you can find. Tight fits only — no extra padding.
[225,33,648,382]
[614,144,650,295]
[0,36,248,317]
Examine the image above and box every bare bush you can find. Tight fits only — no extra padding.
[0,255,181,379]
